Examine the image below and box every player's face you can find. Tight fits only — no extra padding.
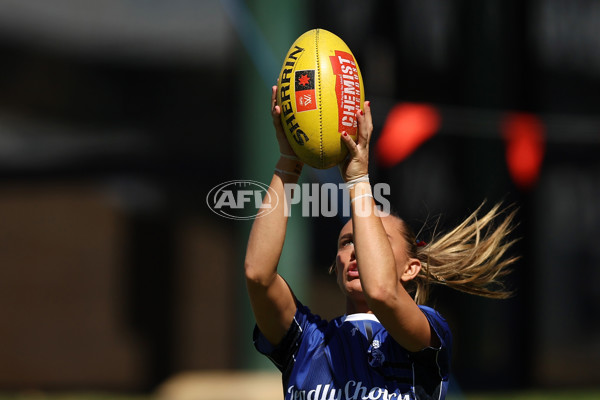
[335,215,411,299]
[335,220,363,298]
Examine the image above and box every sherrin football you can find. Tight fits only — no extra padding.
[277,29,364,169]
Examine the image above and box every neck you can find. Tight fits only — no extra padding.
[345,296,372,315]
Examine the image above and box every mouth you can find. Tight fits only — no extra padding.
[347,262,359,279]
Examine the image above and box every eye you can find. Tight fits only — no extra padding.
[338,235,354,249]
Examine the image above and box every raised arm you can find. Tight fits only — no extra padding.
[244,86,303,346]
[339,102,436,352]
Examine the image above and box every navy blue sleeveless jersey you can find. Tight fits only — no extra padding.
[254,301,452,400]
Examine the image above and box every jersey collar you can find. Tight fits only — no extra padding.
[341,313,380,323]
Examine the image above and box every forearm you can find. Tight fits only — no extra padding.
[350,182,398,303]
[244,156,303,285]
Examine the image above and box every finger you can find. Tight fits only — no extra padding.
[271,87,283,123]
[271,85,278,113]
[273,103,285,130]
[340,131,358,155]
[358,100,373,146]
[355,109,367,147]
[364,100,373,133]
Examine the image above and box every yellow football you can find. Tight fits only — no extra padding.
[277,29,365,169]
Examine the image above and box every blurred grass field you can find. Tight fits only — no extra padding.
[456,390,600,400]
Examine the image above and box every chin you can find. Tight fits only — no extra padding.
[345,281,364,296]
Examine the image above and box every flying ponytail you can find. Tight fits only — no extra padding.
[401,202,519,305]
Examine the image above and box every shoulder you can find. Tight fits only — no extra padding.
[254,300,335,356]
[418,305,448,326]
[410,306,452,385]
[292,301,336,334]
[417,305,452,349]
[253,300,340,381]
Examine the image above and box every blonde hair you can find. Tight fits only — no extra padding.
[400,201,519,305]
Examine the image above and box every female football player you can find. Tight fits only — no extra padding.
[244,86,517,400]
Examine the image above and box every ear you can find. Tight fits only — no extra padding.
[400,258,421,282]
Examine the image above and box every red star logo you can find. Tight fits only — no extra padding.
[298,74,311,87]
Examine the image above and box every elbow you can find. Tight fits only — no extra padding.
[244,259,275,288]
[365,284,399,311]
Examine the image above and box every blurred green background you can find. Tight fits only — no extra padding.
[0,0,599,399]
